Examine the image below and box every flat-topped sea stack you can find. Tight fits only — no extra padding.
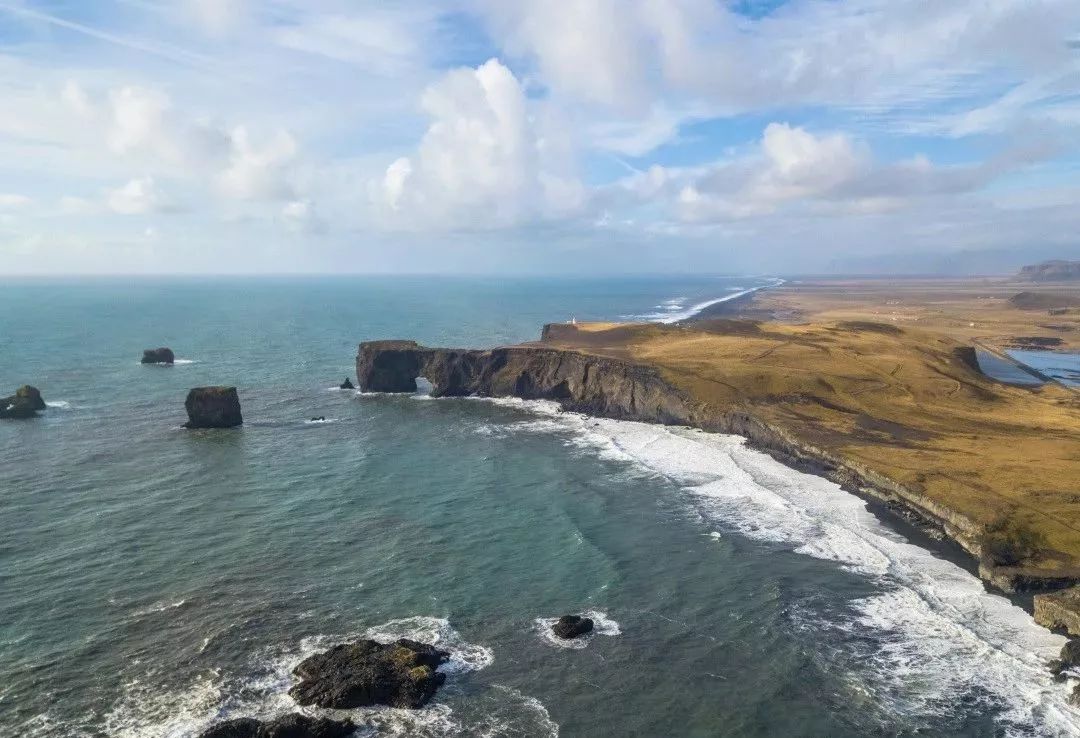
[184,387,243,428]
[141,347,175,364]
[0,385,47,419]
[357,278,1080,608]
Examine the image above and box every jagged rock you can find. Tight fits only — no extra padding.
[141,347,175,364]
[1034,587,1080,636]
[552,615,594,639]
[197,714,355,738]
[1061,639,1080,668]
[184,387,243,429]
[0,385,46,419]
[1072,684,1080,707]
[289,638,450,709]
[340,377,354,390]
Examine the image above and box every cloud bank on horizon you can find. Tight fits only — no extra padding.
[1,0,1078,274]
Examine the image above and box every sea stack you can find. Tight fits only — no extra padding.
[184,387,243,428]
[141,347,175,364]
[552,614,594,639]
[0,385,47,419]
[340,376,355,390]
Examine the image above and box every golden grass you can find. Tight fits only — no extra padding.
[543,280,1080,573]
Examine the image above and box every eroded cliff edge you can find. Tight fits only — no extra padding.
[356,334,1041,595]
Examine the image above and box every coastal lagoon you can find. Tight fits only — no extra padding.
[2,277,1077,737]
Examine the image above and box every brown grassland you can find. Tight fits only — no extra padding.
[540,279,1080,580]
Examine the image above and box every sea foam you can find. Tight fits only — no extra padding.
[534,610,622,650]
[100,616,532,738]
[478,399,1080,735]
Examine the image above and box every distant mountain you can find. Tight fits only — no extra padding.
[1018,260,1080,282]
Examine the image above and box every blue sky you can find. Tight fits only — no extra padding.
[1,0,1079,274]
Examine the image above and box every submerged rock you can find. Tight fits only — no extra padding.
[198,713,354,738]
[0,385,46,419]
[340,376,354,390]
[184,387,243,428]
[551,615,594,640]
[141,347,175,364]
[290,638,450,709]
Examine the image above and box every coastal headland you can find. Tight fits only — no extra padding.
[358,277,1080,624]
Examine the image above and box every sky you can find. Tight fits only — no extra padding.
[1,0,1079,275]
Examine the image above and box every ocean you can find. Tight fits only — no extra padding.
[1,276,1077,737]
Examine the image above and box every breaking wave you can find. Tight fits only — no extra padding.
[479,399,1080,735]
[96,616,560,738]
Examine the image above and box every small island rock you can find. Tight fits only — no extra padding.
[198,713,355,738]
[184,387,243,428]
[142,347,175,364]
[0,385,46,419]
[340,376,355,390]
[289,638,450,709]
[552,614,594,640]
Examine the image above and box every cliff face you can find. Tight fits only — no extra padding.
[356,340,696,424]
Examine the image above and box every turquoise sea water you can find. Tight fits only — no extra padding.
[1,277,1078,737]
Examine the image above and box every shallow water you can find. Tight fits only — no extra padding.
[975,348,1044,385]
[1007,349,1080,388]
[1,276,1077,737]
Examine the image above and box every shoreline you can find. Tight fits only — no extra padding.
[356,301,1080,598]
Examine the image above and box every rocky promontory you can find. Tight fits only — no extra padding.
[356,317,1080,605]
[0,385,46,419]
[184,387,243,428]
[356,340,695,423]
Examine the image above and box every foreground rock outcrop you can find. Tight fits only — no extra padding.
[0,385,46,419]
[552,615,594,639]
[290,638,450,709]
[198,714,354,738]
[1035,587,1080,637]
[184,387,243,428]
[141,347,175,364]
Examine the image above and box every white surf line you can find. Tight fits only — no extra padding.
[655,278,785,324]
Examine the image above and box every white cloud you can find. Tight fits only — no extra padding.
[477,0,1080,134]
[218,127,298,201]
[607,122,1047,223]
[187,0,247,36]
[0,193,33,210]
[376,58,583,229]
[107,177,175,215]
[281,198,325,234]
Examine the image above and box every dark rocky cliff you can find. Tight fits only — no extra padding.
[356,340,696,424]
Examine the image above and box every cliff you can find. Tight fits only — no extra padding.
[358,312,1080,600]
[356,340,695,423]
[357,337,991,579]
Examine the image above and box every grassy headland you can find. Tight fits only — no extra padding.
[538,278,1080,587]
